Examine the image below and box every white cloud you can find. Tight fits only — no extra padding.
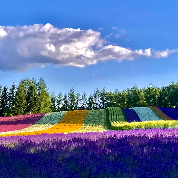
[112,27,118,30]
[0,23,177,72]
[0,27,7,37]
[153,49,178,58]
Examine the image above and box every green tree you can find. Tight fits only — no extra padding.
[81,92,87,109]
[93,88,101,110]
[130,86,141,107]
[125,88,133,108]
[68,88,76,110]
[26,81,39,114]
[14,80,27,116]
[144,84,160,107]
[87,94,95,110]
[119,90,128,108]
[36,78,51,113]
[56,91,63,111]
[0,86,10,116]
[105,91,116,108]
[61,93,70,111]
[99,87,108,109]
[157,86,170,107]
[49,92,57,112]
[74,92,81,110]
[166,82,178,108]
[113,89,122,108]
[0,85,2,116]
[8,82,17,116]
[137,88,147,107]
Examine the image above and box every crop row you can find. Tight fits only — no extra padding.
[106,106,178,130]
[0,107,178,136]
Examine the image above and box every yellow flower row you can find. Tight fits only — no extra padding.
[111,120,178,130]
[0,110,87,137]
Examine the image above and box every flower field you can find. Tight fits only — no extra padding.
[1,107,178,177]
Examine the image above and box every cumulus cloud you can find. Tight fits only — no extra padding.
[0,23,178,72]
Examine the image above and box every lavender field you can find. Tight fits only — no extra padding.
[0,129,178,177]
[0,107,178,177]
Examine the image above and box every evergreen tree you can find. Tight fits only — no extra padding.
[56,91,63,112]
[144,84,160,107]
[49,92,57,112]
[0,86,9,116]
[14,80,27,116]
[166,82,178,108]
[119,90,128,108]
[26,82,40,114]
[0,85,2,116]
[36,78,51,113]
[113,89,122,108]
[74,92,81,110]
[81,92,87,109]
[130,86,141,107]
[87,94,95,110]
[99,87,108,109]
[137,88,147,107]
[126,88,133,108]
[93,88,101,110]
[8,82,17,116]
[105,92,116,108]
[61,93,70,111]
[157,87,170,107]
[68,88,76,110]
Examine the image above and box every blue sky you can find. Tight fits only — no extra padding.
[0,0,178,99]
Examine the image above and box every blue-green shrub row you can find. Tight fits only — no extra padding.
[131,107,162,122]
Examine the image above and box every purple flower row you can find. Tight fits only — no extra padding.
[122,108,141,122]
[0,129,178,177]
[158,107,178,120]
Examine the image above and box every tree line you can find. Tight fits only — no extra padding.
[0,78,178,117]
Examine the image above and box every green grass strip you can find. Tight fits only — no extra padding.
[106,107,127,130]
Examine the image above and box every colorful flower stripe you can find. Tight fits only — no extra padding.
[131,107,162,122]
[0,110,87,136]
[0,113,47,132]
[0,112,67,136]
[70,109,108,133]
[148,106,173,120]
[51,110,87,133]
[122,108,141,122]
[107,120,178,130]
[0,113,47,121]
[158,107,178,120]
